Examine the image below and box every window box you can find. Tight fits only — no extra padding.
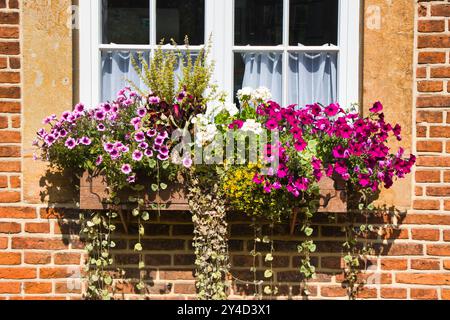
[79,171,347,213]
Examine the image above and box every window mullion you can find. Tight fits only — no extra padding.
[150,0,156,47]
[282,0,290,106]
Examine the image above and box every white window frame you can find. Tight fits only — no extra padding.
[79,0,360,108]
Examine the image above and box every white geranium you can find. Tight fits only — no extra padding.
[253,87,272,104]
[191,114,218,148]
[224,103,239,117]
[241,119,263,135]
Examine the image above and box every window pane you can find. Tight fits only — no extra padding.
[287,52,337,106]
[235,0,283,46]
[156,0,205,45]
[102,0,150,44]
[101,51,150,101]
[234,52,283,104]
[289,0,338,46]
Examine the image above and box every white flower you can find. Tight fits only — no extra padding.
[224,103,239,117]
[252,87,272,104]
[241,119,263,135]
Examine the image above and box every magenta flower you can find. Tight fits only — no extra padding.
[139,142,149,149]
[65,138,77,149]
[97,123,105,131]
[80,137,92,146]
[228,120,244,130]
[294,138,307,152]
[110,149,120,159]
[104,143,114,152]
[324,103,339,117]
[121,164,132,175]
[332,145,349,159]
[75,103,85,113]
[144,149,153,157]
[94,110,106,121]
[135,131,146,142]
[44,134,56,145]
[127,175,136,183]
[137,108,147,118]
[146,129,157,137]
[132,150,143,162]
[370,101,383,113]
[265,118,279,131]
[154,136,164,146]
[148,96,160,104]
[157,153,169,161]
[159,145,169,156]
[95,155,103,166]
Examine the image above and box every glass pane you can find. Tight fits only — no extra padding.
[101,51,150,101]
[156,0,205,45]
[287,52,337,107]
[234,52,283,104]
[289,0,338,46]
[102,0,150,44]
[235,0,283,46]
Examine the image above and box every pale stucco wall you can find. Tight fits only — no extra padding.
[21,0,416,208]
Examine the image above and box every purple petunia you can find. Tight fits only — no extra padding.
[95,155,103,166]
[144,149,154,157]
[104,143,114,152]
[136,108,147,118]
[97,123,105,131]
[182,157,193,168]
[146,129,157,137]
[121,164,132,175]
[134,131,146,142]
[80,137,92,146]
[139,142,149,149]
[94,110,106,121]
[65,137,77,149]
[157,153,169,161]
[75,103,85,113]
[132,150,143,161]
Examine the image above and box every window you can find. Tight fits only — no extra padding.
[79,0,360,108]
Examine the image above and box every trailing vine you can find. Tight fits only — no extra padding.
[187,166,229,300]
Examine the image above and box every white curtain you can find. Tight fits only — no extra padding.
[241,52,283,103]
[288,52,337,107]
[101,51,149,101]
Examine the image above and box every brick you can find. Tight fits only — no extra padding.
[8,0,18,9]
[24,222,50,234]
[413,200,440,210]
[430,126,450,138]
[417,111,443,123]
[0,222,20,233]
[0,12,19,24]
[0,268,36,279]
[418,51,446,64]
[159,270,195,281]
[39,267,80,279]
[426,186,450,196]
[0,237,7,249]
[380,259,407,270]
[174,283,196,294]
[411,288,438,300]
[24,282,52,294]
[9,57,19,69]
[397,273,450,285]
[380,288,407,299]
[0,57,5,68]
[417,141,442,152]
[416,66,427,78]
[445,171,450,182]
[427,244,450,256]
[11,115,20,128]
[0,86,20,98]
[431,4,450,17]
[0,176,6,188]
[418,4,427,17]
[442,289,450,300]
[411,259,440,270]
[0,116,6,128]
[0,282,20,294]
[0,26,19,38]
[9,176,20,188]
[431,66,450,78]
[415,186,423,196]
[0,71,20,83]
[0,161,21,172]
[384,243,423,256]
[0,207,35,219]
[0,146,21,157]
[416,156,450,167]
[404,214,450,225]
[415,170,440,182]
[55,282,82,294]
[416,126,427,137]
[0,101,20,113]
[0,131,21,143]
[0,252,20,265]
[12,238,67,250]
[0,191,20,202]
[417,81,443,92]
[412,229,440,241]
[418,35,450,48]
[444,230,450,241]
[416,96,450,108]
[418,20,445,32]
[54,253,80,265]
[356,288,377,299]
[24,252,51,265]
[320,286,347,297]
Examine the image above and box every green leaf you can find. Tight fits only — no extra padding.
[149,159,157,168]
[160,183,168,190]
[104,276,113,285]
[263,286,272,295]
[162,161,170,169]
[262,236,270,244]
[132,208,140,217]
[141,211,150,221]
[138,261,145,269]
[264,270,273,278]
[304,227,313,237]
[151,184,159,192]
[265,253,273,262]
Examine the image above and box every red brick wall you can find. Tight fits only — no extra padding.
[0,0,449,300]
